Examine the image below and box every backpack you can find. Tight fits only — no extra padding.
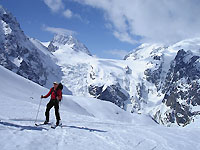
[57,83,63,90]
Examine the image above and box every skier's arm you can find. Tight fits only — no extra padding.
[42,88,52,98]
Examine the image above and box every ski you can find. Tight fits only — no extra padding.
[51,125,57,129]
[35,122,51,126]
[35,123,44,126]
[51,123,62,129]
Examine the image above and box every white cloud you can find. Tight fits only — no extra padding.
[44,0,64,12]
[42,25,76,35]
[113,31,137,44]
[63,9,82,20]
[73,0,200,44]
[63,9,73,18]
[43,0,86,23]
[104,49,129,59]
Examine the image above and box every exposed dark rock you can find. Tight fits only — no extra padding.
[144,66,162,90]
[154,49,200,126]
[0,6,62,87]
[89,84,129,108]
[136,82,148,104]
[48,42,58,52]
[88,85,103,97]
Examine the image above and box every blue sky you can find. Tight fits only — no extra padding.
[0,0,137,59]
[1,0,200,59]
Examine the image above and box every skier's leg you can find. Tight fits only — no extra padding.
[45,100,54,122]
[54,101,61,124]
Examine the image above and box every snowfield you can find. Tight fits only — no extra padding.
[0,65,200,150]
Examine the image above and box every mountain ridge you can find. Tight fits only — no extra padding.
[1,5,200,126]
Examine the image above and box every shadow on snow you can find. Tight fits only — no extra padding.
[62,125,107,133]
[0,121,47,131]
[10,118,44,122]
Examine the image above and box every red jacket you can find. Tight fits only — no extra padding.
[43,88,62,100]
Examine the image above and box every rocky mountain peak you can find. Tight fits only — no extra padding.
[0,5,28,43]
[0,5,6,14]
[0,5,62,88]
[48,34,92,56]
[52,34,73,45]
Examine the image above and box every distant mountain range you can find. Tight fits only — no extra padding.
[1,5,200,126]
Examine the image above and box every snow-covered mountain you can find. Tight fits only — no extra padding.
[0,5,129,108]
[1,5,200,127]
[124,39,200,126]
[39,34,131,109]
[47,34,91,56]
[0,6,64,89]
[1,62,199,150]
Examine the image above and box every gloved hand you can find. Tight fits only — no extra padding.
[41,95,44,98]
[56,96,61,102]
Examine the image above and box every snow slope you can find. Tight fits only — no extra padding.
[0,65,200,150]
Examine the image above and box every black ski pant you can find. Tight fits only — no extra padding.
[45,99,60,122]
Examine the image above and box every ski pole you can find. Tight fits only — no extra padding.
[35,98,42,125]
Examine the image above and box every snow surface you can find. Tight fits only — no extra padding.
[41,41,50,48]
[1,20,12,35]
[12,57,23,67]
[0,65,200,150]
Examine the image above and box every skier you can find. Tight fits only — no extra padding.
[41,82,62,126]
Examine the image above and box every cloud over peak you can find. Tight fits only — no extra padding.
[42,25,76,36]
[74,0,200,44]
